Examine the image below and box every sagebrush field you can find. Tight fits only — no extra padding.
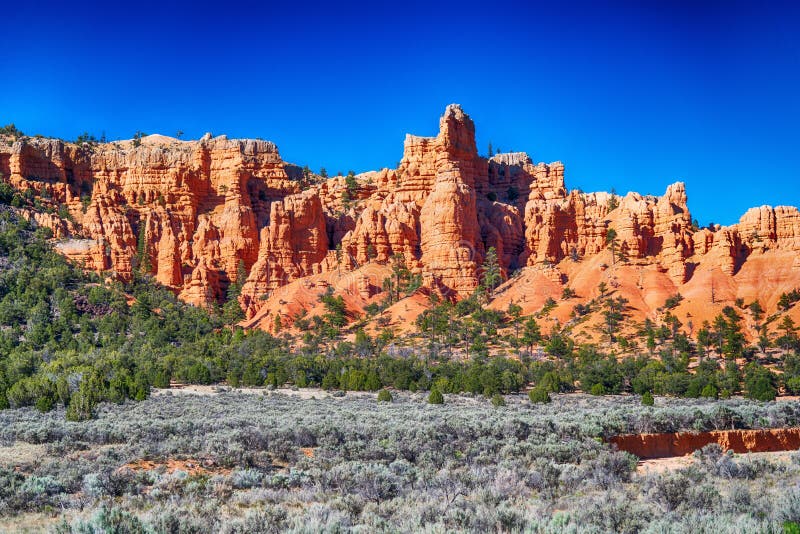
[2,391,800,533]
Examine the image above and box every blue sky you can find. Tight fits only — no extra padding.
[1,0,798,225]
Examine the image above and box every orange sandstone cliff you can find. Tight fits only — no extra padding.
[610,427,800,459]
[2,105,800,335]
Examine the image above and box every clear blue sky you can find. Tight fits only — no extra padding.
[2,0,798,225]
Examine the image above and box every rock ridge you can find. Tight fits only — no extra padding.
[2,105,799,327]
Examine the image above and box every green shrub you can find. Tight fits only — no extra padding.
[0,182,15,204]
[491,393,506,407]
[590,383,607,396]
[377,389,393,403]
[35,394,56,413]
[701,384,719,399]
[641,391,654,406]
[528,387,551,404]
[663,293,684,310]
[427,387,444,404]
[66,389,95,422]
[744,363,777,402]
[787,377,800,396]
[76,506,147,534]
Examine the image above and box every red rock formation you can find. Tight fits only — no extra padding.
[53,238,107,271]
[691,205,800,276]
[2,104,800,331]
[1,134,297,308]
[339,105,562,296]
[609,427,800,459]
[417,107,483,294]
[521,181,694,284]
[239,190,329,318]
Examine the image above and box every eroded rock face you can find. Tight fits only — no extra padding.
[610,428,800,459]
[688,206,800,276]
[521,181,695,283]
[239,190,330,318]
[335,105,570,298]
[1,135,298,307]
[418,105,484,295]
[3,104,800,322]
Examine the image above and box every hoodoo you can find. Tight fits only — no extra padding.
[2,105,800,336]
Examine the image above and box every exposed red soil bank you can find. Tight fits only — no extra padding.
[610,428,800,459]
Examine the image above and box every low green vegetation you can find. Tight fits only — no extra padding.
[427,387,444,404]
[0,190,799,422]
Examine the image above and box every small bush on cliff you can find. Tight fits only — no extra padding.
[779,289,800,311]
[377,389,393,403]
[641,391,655,406]
[0,123,24,139]
[664,293,684,310]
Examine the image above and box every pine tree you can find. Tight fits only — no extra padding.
[507,302,523,349]
[387,253,411,303]
[608,188,619,211]
[66,379,97,422]
[605,228,618,265]
[222,260,247,323]
[481,247,502,295]
[522,317,542,355]
[136,220,151,274]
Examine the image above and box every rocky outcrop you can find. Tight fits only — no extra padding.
[417,105,484,295]
[336,105,567,297]
[688,206,800,276]
[738,205,800,251]
[610,427,800,459]
[3,104,800,325]
[239,190,329,318]
[0,134,298,308]
[521,181,695,284]
[53,238,107,272]
[522,188,609,265]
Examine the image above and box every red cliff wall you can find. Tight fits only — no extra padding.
[2,105,800,327]
[610,427,800,459]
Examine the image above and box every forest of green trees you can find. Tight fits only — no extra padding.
[0,195,799,421]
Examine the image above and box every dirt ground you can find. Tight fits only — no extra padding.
[151,384,379,399]
[119,458,232,476]
[0,442,47,470]
[0,511,82,533]
[636,450,795,474]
